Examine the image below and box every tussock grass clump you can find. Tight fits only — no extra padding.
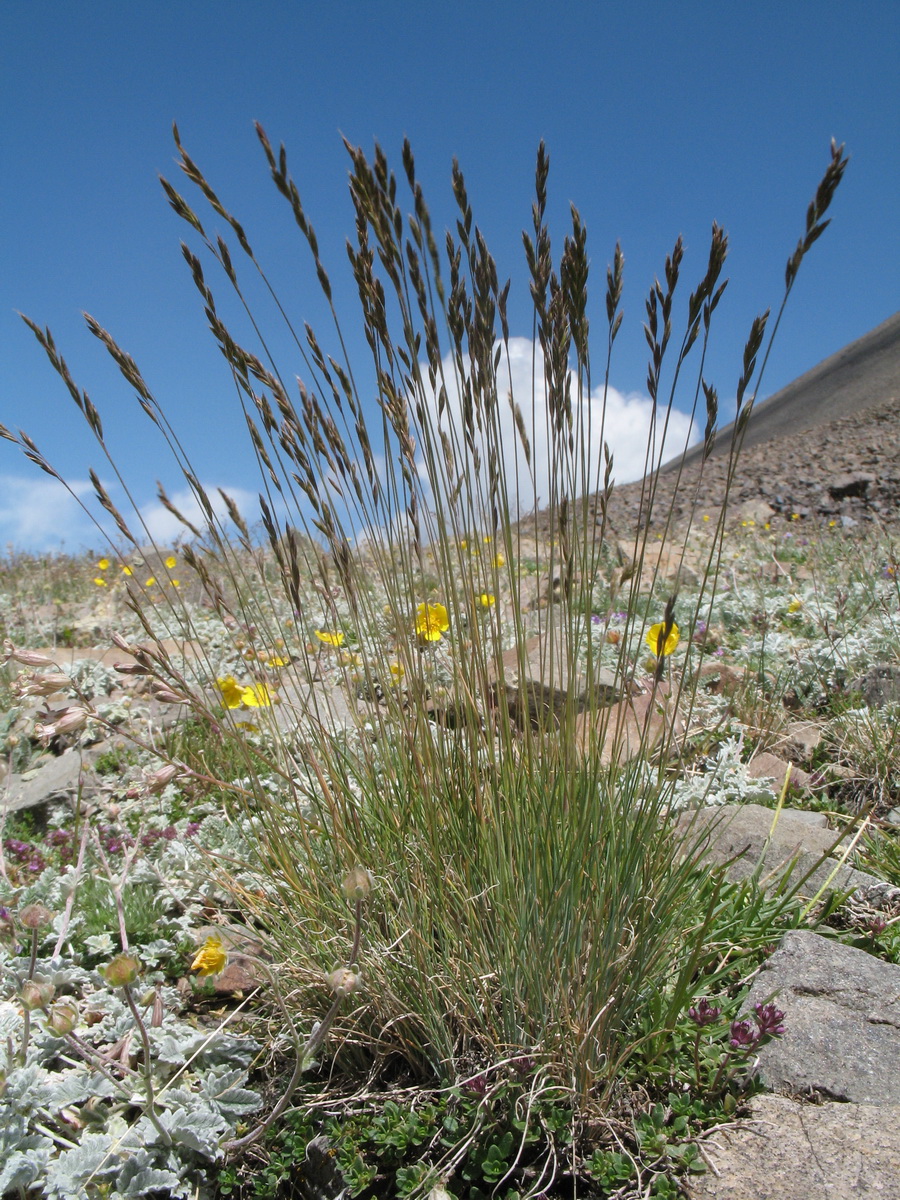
[1,129,851,1191]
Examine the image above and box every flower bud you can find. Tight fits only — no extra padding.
[341,867,374,902]
[326,968,360,997]
[102,953,141,987]
[21,979,55,1010]
[3,640,58,667]
[14,671,71,697]
[145,763,180,794]
[47,999,80,1036]
[53,707,90,734]
[113,661,153,676]
[36,707,90,740]
[19,903,53,929]
[151,985,165,1028]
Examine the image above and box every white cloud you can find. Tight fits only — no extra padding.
[0,474,109,554]
[418,337,698,518]
[0,473,261,555]
[138,484,260,544]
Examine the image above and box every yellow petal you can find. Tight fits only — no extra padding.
[191,936,227,977]
[415,603,450,641]
[240,682,272,708]
[314,629,345,647]
[216,676,245,709]
[645,621,680,657]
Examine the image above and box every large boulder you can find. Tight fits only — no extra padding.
[746,929,900,1105]
[685,1095,900,1199]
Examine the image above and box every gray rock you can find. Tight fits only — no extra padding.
[747,930,900,1104]
[850,663,900,708]
[685,1095,900,1200]
[3,750,91,815]
[746,751,812,791]
[490,617,620,727]
[773,720,823,763]
[575,681,682,765]
[678,804,880,894]
[829,471,876,499]
[275,679,363,736]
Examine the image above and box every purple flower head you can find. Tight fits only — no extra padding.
[462,1072,489,1097]
[729,1019,759,1050]
[510,1055,535,1077]
[688,998,721,1027]
[694,620,708,635]
[753,1002,786,1037]
[185,822,201,837]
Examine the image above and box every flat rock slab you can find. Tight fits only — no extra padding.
[746,929,900,1104]
[677,804,880,894]
[575,681,682,764]
[491,622,620,726]
[274,679,364,735]
[686,1095,900,1199]
[851,662,900,708]
[746,751,812,791]
[3,750,93,815]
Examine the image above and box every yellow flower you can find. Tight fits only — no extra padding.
[96,558,110,571]
[416,602,450,642]
[169,579,180,588]
[482,534,492,544]
[121,564,133,576]
[266,654,290,668]
[477,592,496,608]
[389,661,405,680]
[240,682,272,708]
[787,597,803,613]
[93,577,108,587]
[459,538,469,551]
[191,935,227,978]
[645,621,680,657]
[145,576,156,588]
[165,555,177,569]
[493,554,505,568]
[216,676,245,709]
[314,629,345,647]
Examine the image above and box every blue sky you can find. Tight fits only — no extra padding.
[2,1,898,554]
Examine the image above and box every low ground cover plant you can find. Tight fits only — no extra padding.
[2,130,894,1199]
